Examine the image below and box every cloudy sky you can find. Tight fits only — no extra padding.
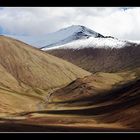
[0,7,140,43]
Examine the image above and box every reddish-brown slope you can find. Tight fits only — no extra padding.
[48,44,140,73]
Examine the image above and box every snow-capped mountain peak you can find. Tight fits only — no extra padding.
[4,25,104,48]
[56,25,104,38]
[40,25,139,51]
[5,25,140,50]
[38,25,104,49]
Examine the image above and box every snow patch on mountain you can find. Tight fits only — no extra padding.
[128,40,140,44]
[42,37,128,51]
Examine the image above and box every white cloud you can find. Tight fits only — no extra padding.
[0,7,140,41]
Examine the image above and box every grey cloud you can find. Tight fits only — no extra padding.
[0,7,140,41]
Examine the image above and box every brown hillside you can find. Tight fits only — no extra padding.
[44,71,140,130]
[48,44,140,73]
[50,69,140,103]
[0,35,91,116]
[12,70,140,131]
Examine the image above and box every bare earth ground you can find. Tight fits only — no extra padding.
[0,74,139,132]
[0,114,135,132]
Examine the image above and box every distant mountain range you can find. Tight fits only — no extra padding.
[5,25,140,49]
